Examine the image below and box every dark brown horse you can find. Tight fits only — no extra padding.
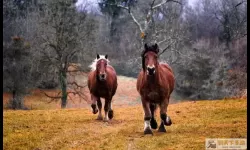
[88,54,118,122]
[137,43,175,134]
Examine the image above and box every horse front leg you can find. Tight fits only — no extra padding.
[97,98,103,120]
[150,103,158,129]
[104,98,111,122]
[142,99,153,135]
[158,97,172,132]
[108,99,114,120]
[91,94,98,114]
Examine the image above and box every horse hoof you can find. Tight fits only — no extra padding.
[144,128,153,135]
[103,118,109,122]
[108,110,113,119]
[150,118,158,129]
[92,109,98,114]
[97,116,103,120]
[165,116,172,126]
[91,104,98,114]
[158,123,166,132]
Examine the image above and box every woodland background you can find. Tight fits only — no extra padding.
[3,0,247,109]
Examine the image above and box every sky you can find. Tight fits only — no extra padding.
[75,0,100,12]
[188,0,198,7]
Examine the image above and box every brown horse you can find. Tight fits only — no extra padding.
[136,43,175,134]
[88,54,118,122]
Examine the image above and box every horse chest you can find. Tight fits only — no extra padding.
[143,85,163,102]
[93,85,110,97]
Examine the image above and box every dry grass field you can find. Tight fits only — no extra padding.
[3,98,247,150]
[3,76,247,150]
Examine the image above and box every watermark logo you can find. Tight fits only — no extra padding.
[206,138,247,149]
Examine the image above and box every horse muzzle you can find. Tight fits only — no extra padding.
[147,66,155,76]
[99,73,107,81]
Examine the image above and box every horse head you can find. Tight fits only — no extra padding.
[141,43,159,76]
[96,54,109,81]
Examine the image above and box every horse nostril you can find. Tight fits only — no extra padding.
[101,74,105,78]
[147,67,155,75]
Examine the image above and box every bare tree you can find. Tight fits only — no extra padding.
[213,0,247,47]
[33,0,93,108]
[3,36,35,109]
[101,0,183,51]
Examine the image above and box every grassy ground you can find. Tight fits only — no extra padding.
[3,98,247,150]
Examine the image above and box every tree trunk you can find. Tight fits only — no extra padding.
[60,70,68,108]
[11,89,24,109]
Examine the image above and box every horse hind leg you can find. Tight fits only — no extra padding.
[150,103,158,129]
[97,98,103,120]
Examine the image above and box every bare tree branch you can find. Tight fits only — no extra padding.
[129,12,143,32]
[67,91,87,101]
[157,37,170,45]
[103,2,143,32]
[152,0,182,9]
[39,89,62,100]
[158,40,175,55]
[235,0,247,8]
[151,0,156,8]
[214,12,224,24]
[68,81,87,89]
[41,35,62,59]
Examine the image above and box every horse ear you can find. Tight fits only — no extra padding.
[97,54,100,59]
[144,43,148,50]
[154,43,159,53]
[105,54,108,59]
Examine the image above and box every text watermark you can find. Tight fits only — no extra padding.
[206,138,247,149]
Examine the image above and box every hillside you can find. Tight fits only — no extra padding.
[3,76,141,110]
[3,75,183,110]
[3,98,247,150]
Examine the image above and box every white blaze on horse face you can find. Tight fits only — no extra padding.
[147,65,155,69]
[89,55,109,71]
[144,120,151,130]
